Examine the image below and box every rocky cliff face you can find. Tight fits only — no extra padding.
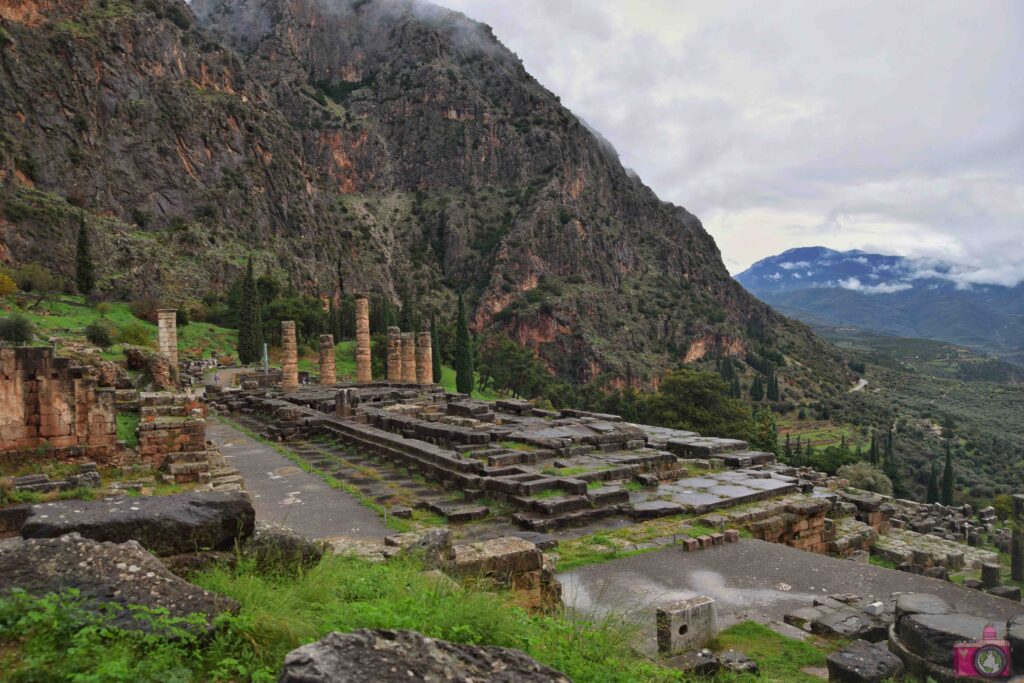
[0,0,849,389]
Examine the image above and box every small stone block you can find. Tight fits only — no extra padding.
[656,595,718,655]
[724,529,739,543]
[680,537,699,551]
[862,601,884,616]
[710,532,724,545]
[697,535,712,549]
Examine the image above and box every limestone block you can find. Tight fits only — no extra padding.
[656,595,718,654]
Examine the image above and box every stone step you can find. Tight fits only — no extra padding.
[167,461,210,476]
[530,495,591,515]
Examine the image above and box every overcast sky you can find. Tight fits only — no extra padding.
[432,0,1024,284]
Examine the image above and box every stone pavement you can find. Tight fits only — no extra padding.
[206,421,389,540]
[560,539,1023,632]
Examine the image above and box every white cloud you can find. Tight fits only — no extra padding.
[838,277,913,294]
[779,261,810,270]
[433,0,1024,286]
[767,272,781,280]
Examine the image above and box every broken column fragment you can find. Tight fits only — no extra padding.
[355,297,372,383]
[386,327,402,382]
[319,334,336,385]
[416,331,432,385]
[400,332,416,383]
[281,321,299,392]
[156,309,178,385]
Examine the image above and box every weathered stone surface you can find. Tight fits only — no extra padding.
[404,528,455,570]
[665,649,720,676]
[894,593,950,622]
[899,613,1005,667]
[21,491,255,556]
[657,595,718,654]
[826,639,904,683]
[810,610,887,642]
[246,522,324,571]
[0,534,238,629]
[987,585,1021,602]
[279,629,570,682]
[719,650,758,675]
[452,537,542,578]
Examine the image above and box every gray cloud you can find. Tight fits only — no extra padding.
[432,0,1024,285]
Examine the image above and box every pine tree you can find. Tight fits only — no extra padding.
[766,369,779,401]
[941,439,955,505]
[749,375,764,401]
[784,433,792,461]
[883,429,905,498]
[840,434,847,451]
[869,432,879,465]
[237,257,263,364]
[730,376,741,398]
[926,460,940,504]
[430,315,442,383]
[75,213,95,295]
[454,294,474,395]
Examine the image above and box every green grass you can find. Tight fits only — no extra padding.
[711,621,833,682]
[0,555,685,682]
[867,554,897,570]
[115,413,139,448]
[439,365,500,401]
[498,440,539,451]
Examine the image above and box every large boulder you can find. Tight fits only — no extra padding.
[826,639,905,682]
[20,491,254,556]
[899,613,1005,667]
[278,629,570,682]
[246,522,325,572]
[0,534,238,630]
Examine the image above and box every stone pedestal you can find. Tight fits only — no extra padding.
[416,332,432,385]
[386,327,402,382]
[336,388,355,417]
[156,309,178,385]
[656,596,718,655]
[319,334,336,385]
[1012,495,1024,582]
[281,321,299,392]
[355,298,372,383]
[981,562,1001,589]
[400,333,416,383]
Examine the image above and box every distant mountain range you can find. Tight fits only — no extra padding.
[736,247,1024,365]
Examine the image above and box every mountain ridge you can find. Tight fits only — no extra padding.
[0,0,850,391]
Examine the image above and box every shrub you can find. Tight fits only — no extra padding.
[837,461,893,496]
[12,263,62,296]
[95,301,111,317]
[129,297,160,323]
[117,322,152,346]
[0,273,16,296]
[85,320,115,348]
[0,314,34,343]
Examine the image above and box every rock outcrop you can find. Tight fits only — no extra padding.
[278,629,570,683]
[20,490,254,556]
[0,533,238,629]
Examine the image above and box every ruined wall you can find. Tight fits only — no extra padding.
[0,347,117,461]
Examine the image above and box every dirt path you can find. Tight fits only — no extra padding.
[849,378,868,392]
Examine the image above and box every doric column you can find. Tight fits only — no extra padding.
[416,331,432,385]
[319,334,336,385]
[156,309,178,384]
[386,326,402,382]
[400,333,416,383]
[281,320,299,392]
[355,297,372,383]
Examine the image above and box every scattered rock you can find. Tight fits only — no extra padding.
[278,629,571,682]
[245,522,324,571]
[20,491,255,556]
[161,550,236,577]
[388,506,412,519]
[403,527,454,569]
[0,534,237,631]
[665,649,720,676]
[811,610,887,642]
[987,585,1022,602]
[826,639,904,683]
[719,649,758,675]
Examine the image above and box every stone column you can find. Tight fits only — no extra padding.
[281,320,299,392]
[386,326,402,382]
[156,309,178,384]
[319,334,336,385]
[400,333,416,383]
[416,331,432,385]
[355,297,372,383]
[1012,494,1024,581]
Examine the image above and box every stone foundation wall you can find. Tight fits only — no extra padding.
[0,347,117,462]
[737,497,833,553]
[137,393,214,483]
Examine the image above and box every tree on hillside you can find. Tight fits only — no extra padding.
[766,368,779,401]
[430,315,442,383]
[869,432,879,465]
[837,461,893,495]
[926,459,940,504]
[454,294,474,395]
[640,368,753,440]
[784,433,792,462]
[749,375,764,401]
[941,439,955,505]
[883,428,906,498]
[236,257,263,364]
[730,376,741,399]
[75,213,95,296]
[750,407,778,454]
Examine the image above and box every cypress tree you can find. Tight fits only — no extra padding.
[237,257,263,364]
[784,433,792,461]
[869,432,879,465]
[430,315,442,383]
[941,439,955,505]
[454,294,474,395]
[75,212,95,296]
[926,460,940,504]
[730,376,741,398]
[766,369,779,401]
[749,375,764,401]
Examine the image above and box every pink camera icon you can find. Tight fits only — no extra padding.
[954,624,1013,678]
